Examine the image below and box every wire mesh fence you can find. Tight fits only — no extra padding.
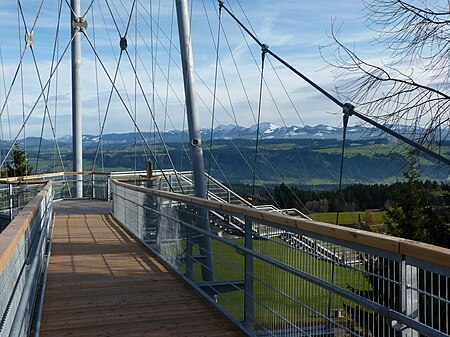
[0,183,53,337]
[112,179,450,337]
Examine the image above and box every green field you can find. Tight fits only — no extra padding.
[179,236,371,324]
[310,211,385,225]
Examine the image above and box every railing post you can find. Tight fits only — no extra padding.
[9,183,13,220]
[92,174,96,199]
[185,224,194,280]
[400,261,419,337]
[19,184,23,211]
[107,176,111,202]
[244,217,254,331]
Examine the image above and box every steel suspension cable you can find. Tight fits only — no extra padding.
[123,49,186,191]
[206,0,222,192]
[82,31,177,192]
[104,0,122,37]
[90,51,125,172]
[251,45,268,200]
[0,48,12,142]
[124,2,194,168]
[221,2,344,210]
[0,47,27,122]
[81,0,96,20]
[30,0,46,33]
[335,108,351,226]
[63,0,77,19]
[94,0,145,164]
[133,0,138,178]
[124,8,192,166]
[149,0,155,151]
[34,0,66,174]
[105,0,140,114]
[162,0,175,169]
[198,3,272,194]
[220,1,450,167]
[220,2,341,107]
[53,0,62,172]
[91,5,104,171]
[151,0,162,153]
[96,1,174,173]
[0,34,76,170]
[17,1,29,34]
[267,57,329,201]
[18,2,26,179]
[206,8,301,208]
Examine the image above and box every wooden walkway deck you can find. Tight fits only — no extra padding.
[39,201,245,337]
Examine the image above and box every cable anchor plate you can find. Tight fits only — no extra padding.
[25,31,33,47]
[120,36,128,51]
[72,18,87,32]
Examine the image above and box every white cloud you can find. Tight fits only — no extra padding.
[0,0,376,138]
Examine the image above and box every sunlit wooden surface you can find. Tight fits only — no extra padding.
[39,201,245,337]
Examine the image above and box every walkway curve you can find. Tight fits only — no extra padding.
[39,201,245,337]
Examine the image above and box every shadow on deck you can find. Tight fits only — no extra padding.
[40,200,245,336]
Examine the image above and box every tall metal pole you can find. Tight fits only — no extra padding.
[175,0,214,282]
[71,0,83,198]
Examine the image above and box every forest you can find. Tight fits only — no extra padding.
[16,138,450,186]
[232,178,448,214]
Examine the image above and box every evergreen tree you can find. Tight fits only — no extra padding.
[384,167,450,248]
[1,145,33,178]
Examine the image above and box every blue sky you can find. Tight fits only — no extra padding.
[0,0,375,139]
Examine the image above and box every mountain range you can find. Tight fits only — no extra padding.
[9,122,449,147]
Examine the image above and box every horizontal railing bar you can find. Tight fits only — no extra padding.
[115,177,162,183]
[112,190,393,316]
[112,179,450,270]
[0,171,111,184]
[1,180,49,185]
[62,171,111,176]
[32,212,55,337]
[0,173,64,182]
[113,181,450,337]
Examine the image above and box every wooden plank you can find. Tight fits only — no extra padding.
[39,213,245,337]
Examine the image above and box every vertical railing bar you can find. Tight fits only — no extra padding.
[109,179,450,337]
[244,216,254,332]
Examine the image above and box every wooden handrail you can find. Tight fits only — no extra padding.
[0,171,111,184]
[115,177,162,183]
[112,179,450,270]
[1,180,49,185]
[63,171,111,176]
[0,182,52,273]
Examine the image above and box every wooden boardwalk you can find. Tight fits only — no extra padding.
[39,201,245,337]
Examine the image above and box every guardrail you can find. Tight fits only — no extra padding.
[0,182,53,337]
[112,179,450,337]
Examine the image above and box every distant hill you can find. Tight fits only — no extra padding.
[20,137,450,186]
[2,123,447,186]
[3,122,447,147]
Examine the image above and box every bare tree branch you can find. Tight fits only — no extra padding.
[322,1,450,146]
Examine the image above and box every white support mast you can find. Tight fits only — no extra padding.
[71,0,85,198]
[175,0,214,281]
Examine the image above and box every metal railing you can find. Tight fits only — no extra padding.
[112,179,450,337]
[0,182,53,337]
[0,183,46,229]
[0,172,110,206]
[1,171,449,336]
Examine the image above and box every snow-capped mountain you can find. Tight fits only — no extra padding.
[28,122,444,146]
